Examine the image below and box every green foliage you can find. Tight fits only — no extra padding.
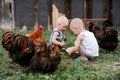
[0,29,120,80]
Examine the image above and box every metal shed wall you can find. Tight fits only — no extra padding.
[71,0,84,18]
[14,0,34,29]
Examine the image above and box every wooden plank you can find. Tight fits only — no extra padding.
[82,18,107,21]
[68,18,107,22]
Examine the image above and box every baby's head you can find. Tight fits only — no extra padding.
[57,16,69,31]
[70,18,84,35]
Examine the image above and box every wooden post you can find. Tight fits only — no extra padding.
[84,0,92,29]
[49,0,52,25]
[52,4,65,29]
[11,0,15,29]
[34,0,38,29]
[1,0,4,27]
[48,0,53,30]
[1,0,6,29]
[104,0,112,20]
[65,0,71,19]
[84,0,92,19]
[84,0,87,19]
[87,0,92,18]
[2,0,13,29]
[52,4,59,28]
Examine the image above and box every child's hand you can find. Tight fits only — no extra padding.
[66,46,79,56]
[67,51,72,55]
[66,48,73,55]
[60,41,65,47]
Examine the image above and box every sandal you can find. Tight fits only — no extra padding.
[75,56,89,62]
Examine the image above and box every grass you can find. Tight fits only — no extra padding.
[0,29,120,80]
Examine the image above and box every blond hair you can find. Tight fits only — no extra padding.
[70,18,84,30]
[57,16,69,27]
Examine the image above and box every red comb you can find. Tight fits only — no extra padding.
[38,25,43,29]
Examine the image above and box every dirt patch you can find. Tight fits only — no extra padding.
[102,60,120,71]
[112,60,120,70]
[91,60,120,71]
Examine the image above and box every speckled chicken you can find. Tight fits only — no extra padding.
[2,25,61,73]
[30,38,61,73]
[2,31,35,66]
[26,25,61,73]
[86,20,118,51]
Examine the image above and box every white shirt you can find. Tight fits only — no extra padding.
[80,31,99,57]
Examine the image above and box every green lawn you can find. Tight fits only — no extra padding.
[0,29,120,80]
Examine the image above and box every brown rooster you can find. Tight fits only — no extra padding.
[86,20,118,51]
[30,38,61,73]
[26,25,43,41]
[26,25,61,73]
[2,25,61,73]
[2,31,35,66]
